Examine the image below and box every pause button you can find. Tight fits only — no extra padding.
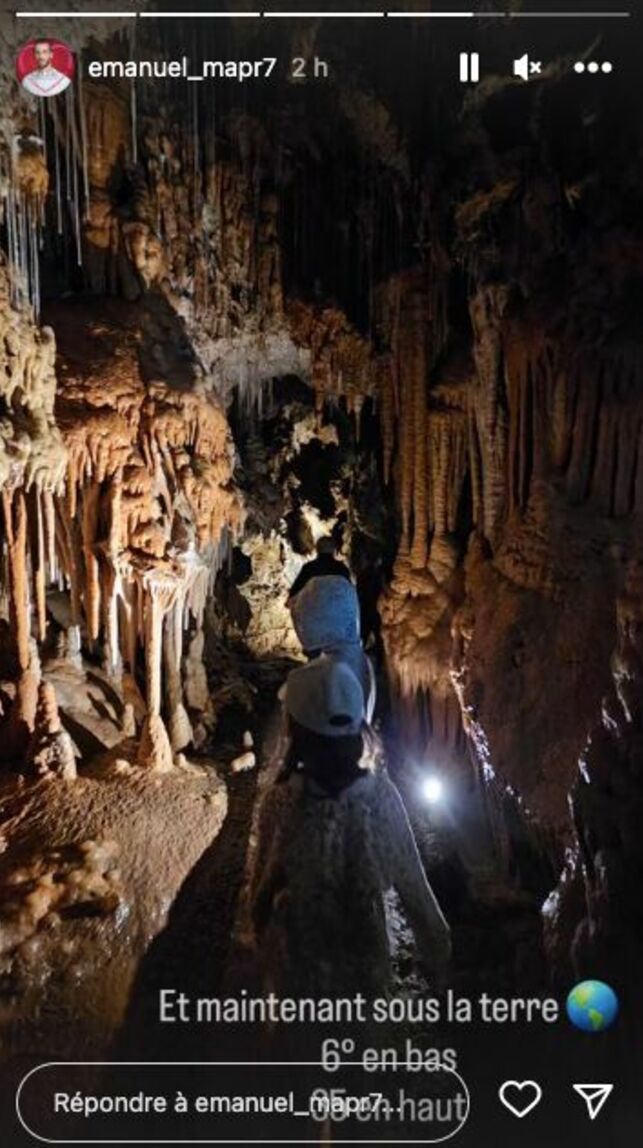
[459,52,480,83]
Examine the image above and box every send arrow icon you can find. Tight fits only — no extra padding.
[573,1084,614,1120]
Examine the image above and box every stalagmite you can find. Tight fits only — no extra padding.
[137,580,175,772]
[231,751,256,773]
[163,596,193,753]
[103,565,122,678]
[183,627,211,719]
[144,583,165,718]
[26,681,77,781]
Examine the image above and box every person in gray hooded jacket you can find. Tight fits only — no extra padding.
[252,656,451,1000]
[289,573,376,723]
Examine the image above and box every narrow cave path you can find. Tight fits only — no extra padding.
[114,676,548,1064]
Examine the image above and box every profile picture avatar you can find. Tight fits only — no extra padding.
[16,38,74,98]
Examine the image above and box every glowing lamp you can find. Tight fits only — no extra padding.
[421,775,444,805]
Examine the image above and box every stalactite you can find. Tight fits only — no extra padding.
[399,346,415,555]
[549,350,643,520]
[287,300,376,405]
[3,134,47,315]
[32,488,47,643]
[54,499,82,630]
[428,407,468,541]
[449,415,469,533]
[52,102,63,236]
[81,484,101,643]
[77,63,90,214]
[517,356,532,514]
[44,490,57,583]
[3,490,31,673]
[612,407,640,517]
[409,290,428,569]
[1,489,38,758]
[469,285,510,545]
[379,356,395,486]
[65,92,72,209]
[468,408,482,528]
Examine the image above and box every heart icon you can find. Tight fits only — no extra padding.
[498,1080,543,1119]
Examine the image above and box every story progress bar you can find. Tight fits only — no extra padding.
[13,10,635,21]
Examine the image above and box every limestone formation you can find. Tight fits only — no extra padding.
[26,681,77,780]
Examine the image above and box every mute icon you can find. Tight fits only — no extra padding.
[513,54,543,81]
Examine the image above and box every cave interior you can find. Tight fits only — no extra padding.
[0,3,642,1076]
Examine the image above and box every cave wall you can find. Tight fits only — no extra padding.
[374,50,643,978]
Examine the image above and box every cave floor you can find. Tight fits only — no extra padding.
[0,664,552,1067]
